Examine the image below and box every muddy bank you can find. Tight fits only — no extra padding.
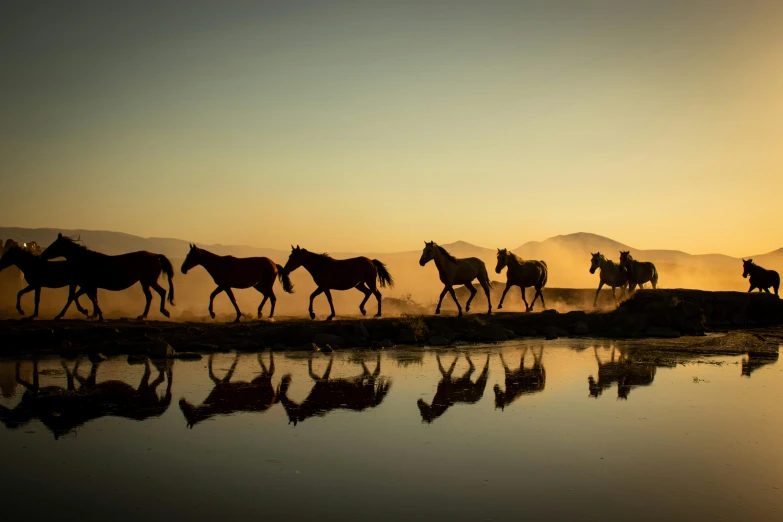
[0,289,779,358]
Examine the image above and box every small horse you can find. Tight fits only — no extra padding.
[742,259,780,296]
[181,244,293,322]
[40,233,175,321]
[419,241,492,316]
[619,251,658,293]
[0,246,89,319]
[282,245,394,320]
[495,248,547,312]
[589,252,628,307]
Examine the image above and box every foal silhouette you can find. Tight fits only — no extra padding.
[417,354,490,423]
[179,352,278,427]
[277,354,390,425]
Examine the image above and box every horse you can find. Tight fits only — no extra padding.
[742,259,780,296]
[493,347,546,410]
[282,245,394,320]
[587,346,656,400]
[181,245,293,322]
[419,241,492,316]
[0,246,89,319]
[40,233,175,321]
[277,353,390,425]
[417,354,490,423]
[179,352,278,428]
[589,252,629,307]
[619,251,658,293]
[495,248,547,312]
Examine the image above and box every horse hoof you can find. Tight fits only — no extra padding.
[17,309,24,316]
[53,315,62,321]
[233,318,241,324]
[309,312,316,320]
[374,313,381,318]
[209,312,216,319]
[80,309,89,316]
[136,315,147,320]
[326,316,334,321]
[498,304,503,309]
[161,310,170,318]
[360,308,367,316]
[465,306,471,312]
[435,309,441,315]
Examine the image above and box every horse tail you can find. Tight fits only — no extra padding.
[276,264,295,293]
[372,259,395,288]
[158,254,175,305]
[650,264,659,289]
[539,261,548,288]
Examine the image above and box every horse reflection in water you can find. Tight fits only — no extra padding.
[179,352,277,427]
[588,346,656,400]
[278,354,390,425]
[493,347,546,410]
[742,351,779,377]
[417,354,490,423]
[0,358,172,439]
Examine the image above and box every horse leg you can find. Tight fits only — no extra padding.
[16,285,35,316]
[309,288,324,320]
[150,281,170,318]
[71,285,89,316]
[498,281,512,309]
[268,292,277,318]
[257,294,268,318]
[533,286,546,311]
[477,278,492,314]
[323,289,336,321]
[447,286,462,316]
[30,287,41,319]
[464,282,477,313]
[88,289,104,321]
[137,284,153,320]
[224,288,242,323]
[520,287,530,312]
[435,286,449,315]
[593,281,604,308]
[372,287,382,317]
[208,286,223,319]
[355,283,372,316]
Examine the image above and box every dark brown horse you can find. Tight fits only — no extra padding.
[495,248,548,312]
[742,259,780,296]
[619,251,658,293]
[181,245,293,322]
[417,354,490,423]
[277,354,390,425]
[493,348,546,410]
[0,246,89,319]
[40,233,175,321]
[179,352,278,427]
[282,246,394,320]
[420,241,492,315]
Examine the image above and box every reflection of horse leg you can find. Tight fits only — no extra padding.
[372,353,381,378]
[138,284,153,320]
[447,287,462,316]
[15,285,34,315]
[593,281,604,307]
[464,283,477,313]
[258,351,274,376]
[355,283,372,316]
[150,281,170,318]
[464,355,476,378]
[498,281,512,309]
[435,286,449,315]
[308,287,324,320]
[208,286,223,319]
[436,355,457,378]
[323,289,336,321]
[61,361,76,391]
[207,355,221,384]
[224,288,242,323]
[520,346,529,368]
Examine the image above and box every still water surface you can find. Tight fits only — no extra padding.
[0,341,781,521]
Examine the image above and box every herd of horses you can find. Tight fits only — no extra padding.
[0,234,780,321]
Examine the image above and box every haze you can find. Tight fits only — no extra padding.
[1,1,782,256]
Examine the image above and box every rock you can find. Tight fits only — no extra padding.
[540,309,559,316]
[380,339,394,348]
[313,333,346,346]
[272,343,285,351]
[572,322,590,335]
[428,335,450,346]
[353,321,370,340]
[397,330,417,345]
[370,341,383,350]
[320,344,334,354]
[645,326,681,338]
[543,326,567,340]
[173,352,203,360]
[146,342,175,359]
[127,354,147,364]
[88,353,107,363]
[480,325,510,342]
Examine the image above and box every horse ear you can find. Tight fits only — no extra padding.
[57,233,62,239]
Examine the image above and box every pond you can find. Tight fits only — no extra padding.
[0,341,781,521]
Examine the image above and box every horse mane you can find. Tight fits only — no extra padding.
[508,251,524,264]
[60,235,89,251]
[434,244,457,263]
[305,249,333,260]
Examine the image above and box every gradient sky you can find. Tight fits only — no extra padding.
[1,1,781,256]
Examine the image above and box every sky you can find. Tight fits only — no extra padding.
[1,1,781,256]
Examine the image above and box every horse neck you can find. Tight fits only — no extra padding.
[8,251,36,273]
[198,249,223,274]
[506,253,522,271]
[748,264,762,276]
[599,257,618,275]
[432,249,455,273]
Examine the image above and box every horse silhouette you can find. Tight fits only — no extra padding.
[282,246,394,320]
[40,233,175,321]
[0,358,173,439]
[420,242,492,316]
[619,251,658,294]
[493,348,546,410]
[588,347,656,400]
[179,352,278,427]
[742,259,780,296]
[589,252,628,307]
[181,245,294,322]
[495,248,547,312]
[0,245,89,319]
[417,354,490,423]
[277,354,390,425]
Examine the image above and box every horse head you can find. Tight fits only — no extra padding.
[283,245,305,274]
[419,241,436,266]
[619,251,632,269]
[0,245,25,272]
[181,244,202,274]
[589,252,602,274]
[496,248,508,274]
[742,259,753,278]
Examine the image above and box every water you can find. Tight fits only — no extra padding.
[0,341,781,521]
